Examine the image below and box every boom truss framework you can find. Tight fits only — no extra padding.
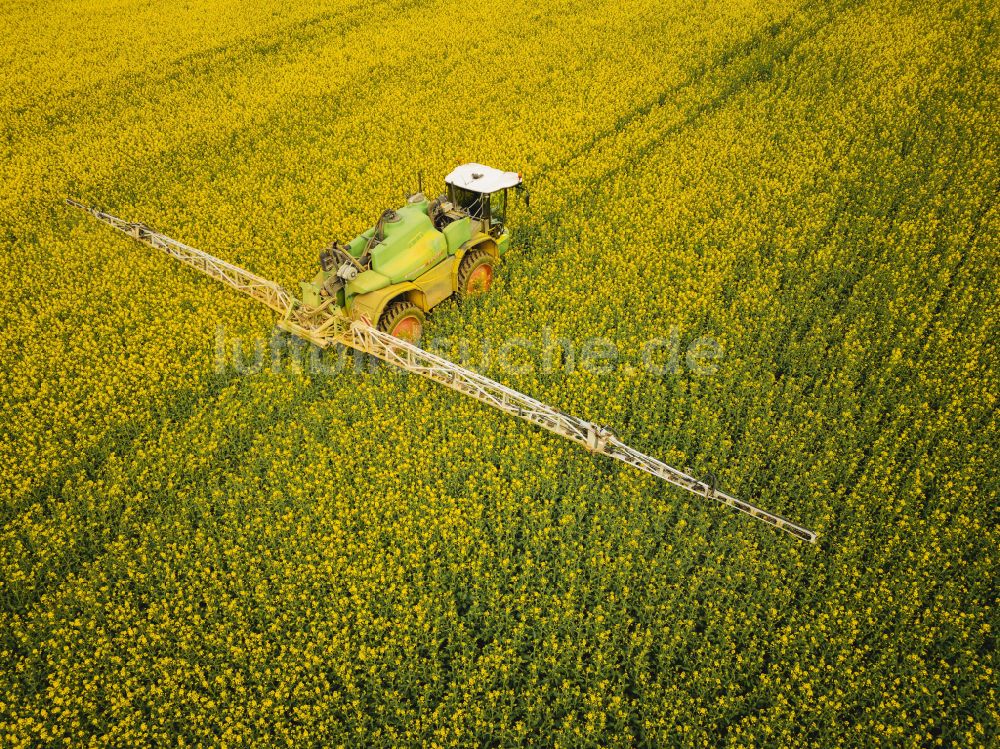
[67,200,817,543]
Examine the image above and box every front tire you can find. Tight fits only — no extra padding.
[456,250,496,301]
[377,300,425,343]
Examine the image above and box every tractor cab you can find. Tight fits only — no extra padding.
[444,163,523,237]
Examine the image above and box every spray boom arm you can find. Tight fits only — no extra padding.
[66,199,817,543]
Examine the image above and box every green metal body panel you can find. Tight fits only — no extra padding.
[443,217,472,254]
[371,206,447,282]
[346,269,391,295]
[347,232,370,257]
[497,230,511,255]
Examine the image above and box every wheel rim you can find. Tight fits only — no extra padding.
[466,263,494,295]
[390,314,422,342]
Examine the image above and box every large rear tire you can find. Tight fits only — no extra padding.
[378,300,425,343]
[456,250,496,302]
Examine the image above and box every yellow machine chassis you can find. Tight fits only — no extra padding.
[350,235,499,326]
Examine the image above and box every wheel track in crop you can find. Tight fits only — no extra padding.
[524,0,855,227]
[0,365,241,527]
[0,357,323,628]
[710,10,998,545]
[528,6,804,188]
[2,0,424,144]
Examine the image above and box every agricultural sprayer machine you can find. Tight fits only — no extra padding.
[67,164,816,542]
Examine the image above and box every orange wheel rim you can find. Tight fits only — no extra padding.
[391,315,422,342]
[467,264,494,295]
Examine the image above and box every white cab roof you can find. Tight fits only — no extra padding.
[445,163,521,193]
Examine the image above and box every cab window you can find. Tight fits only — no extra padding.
[449,186,488,219]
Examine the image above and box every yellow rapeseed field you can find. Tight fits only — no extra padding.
[1,0,997,745]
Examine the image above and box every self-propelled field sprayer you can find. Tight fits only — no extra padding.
[67,164,816,542]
